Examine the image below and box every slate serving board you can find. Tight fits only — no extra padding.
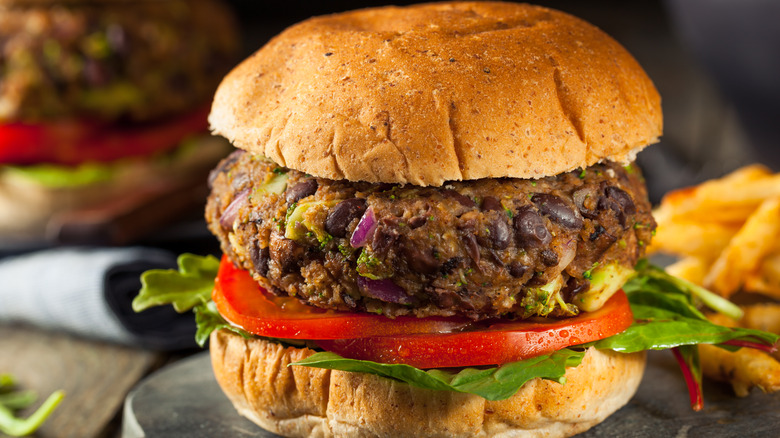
[123,350,780,438]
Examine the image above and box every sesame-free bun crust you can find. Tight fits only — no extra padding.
[210,2,661,186]
[210,330,646,438]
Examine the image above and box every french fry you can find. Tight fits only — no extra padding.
[665,257,708,285]
[743,274,780,299]
[652,165,780,400]
[648,221,739,261]
[738,303,780,338]
[699,313,780,396]
[699,343,780,397]
[658,164,779,224]
[703,197,780,297]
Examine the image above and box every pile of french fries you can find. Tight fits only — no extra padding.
[650,164,780,396]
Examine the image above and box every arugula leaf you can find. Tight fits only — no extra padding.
[292,348,585,401]
[0,391,36,411]
[0,375,64,437]
[132,256,779,405]
[132,253,220,313]
[594,305,776,352]
[290,263,778,402]
[194,301,249,347]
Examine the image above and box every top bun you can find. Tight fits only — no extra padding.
[210,2,661,186]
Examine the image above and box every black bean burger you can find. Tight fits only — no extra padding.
[0,0,239,243]
[198,2,662,436]
[125,3,780,438]
[133,2,780,436]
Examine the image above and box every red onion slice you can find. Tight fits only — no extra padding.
[219,188,249,229]
[357,276,412,305]
[350,207,377,248]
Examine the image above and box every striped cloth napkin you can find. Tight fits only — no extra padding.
[0,247,198,350]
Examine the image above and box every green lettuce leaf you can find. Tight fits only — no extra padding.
[0,374,64,437]
[133,255,780,402]
[133,253,220,313]
[292,348,585,401]
[288,264,778,401]
[4,162,115,187]
[594,303,776,352]
[194,301,249,347]
[132,253,250,347]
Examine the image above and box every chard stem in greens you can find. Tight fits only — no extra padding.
[671,347,703,411]
[723,339,779,354]
[0,390,64,437]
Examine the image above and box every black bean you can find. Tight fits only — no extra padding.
[597,186,634,229]
[540,249,559,266]
[269,285,286,297]
[481,196,503,212]
[250,242,270,277]
[526,272,548,286]
[561,277,590,302]
[462,232,481,264]
[532,194,583,230]
[605,186,636,214]
[513,206,552,248]
[270,238,302,274]
[371,221,400,257]
[402,240,440,275]
[325,198,367,237]
[285,179,318,204]
[408,215,427,229]
[589,224,606,241]
[487,217,511,250]
[508,262,529,278]
[440,258,460,275]
[442,189,476,208]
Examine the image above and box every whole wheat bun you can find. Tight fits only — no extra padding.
[209,1,661,186]
[210,330,646,438]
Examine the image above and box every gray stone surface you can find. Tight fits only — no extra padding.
[124,350,779,438]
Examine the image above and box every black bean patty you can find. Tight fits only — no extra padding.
[206,151,655,320]
[0,0,238,122]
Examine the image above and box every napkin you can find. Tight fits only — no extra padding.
[0,247,198,350]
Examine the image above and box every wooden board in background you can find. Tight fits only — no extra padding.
[0,324,161,438]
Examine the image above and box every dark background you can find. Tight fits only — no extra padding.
[222,0,780,203]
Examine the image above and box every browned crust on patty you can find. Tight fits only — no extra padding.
[206,152,655,320]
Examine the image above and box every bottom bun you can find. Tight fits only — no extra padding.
[210,330,646,438]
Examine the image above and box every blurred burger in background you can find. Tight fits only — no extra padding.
[0,0,239,246]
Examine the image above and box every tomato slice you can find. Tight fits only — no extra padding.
[213,255,634,368]
[212,255,471,339]
[0,106,209,166]
[317,291,632,368]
